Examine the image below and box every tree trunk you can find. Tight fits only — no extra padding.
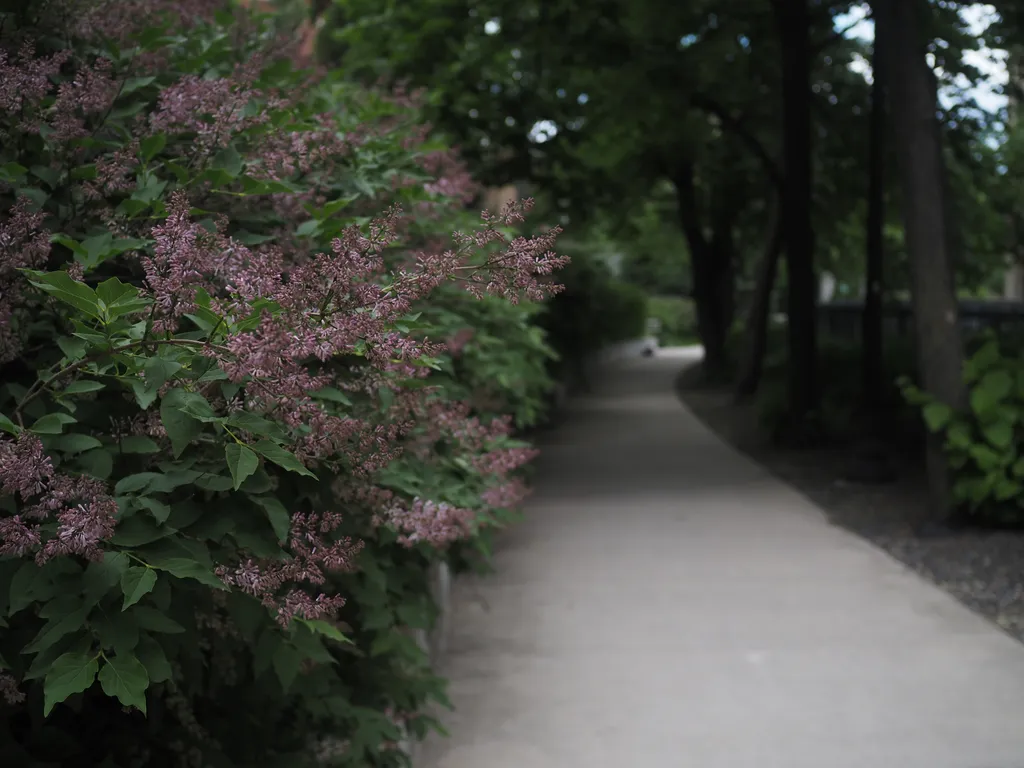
[774,0,819,423]
[672,164,734,379]
[862,7,889,415]
[735,198,784,399]
[878,0,966,521]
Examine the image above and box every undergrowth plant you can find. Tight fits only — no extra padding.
[0,2,564,765]
[902,336,1024,523]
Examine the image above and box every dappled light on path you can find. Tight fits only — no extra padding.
[421,349,1024,768]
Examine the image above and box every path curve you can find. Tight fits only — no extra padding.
[421,347,1024,768]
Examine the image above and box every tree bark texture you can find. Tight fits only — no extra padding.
[877,0,966,520]
[774,0,819,421]
[862,6,889,414]
[735,197,784,399]
[672,164,735,378]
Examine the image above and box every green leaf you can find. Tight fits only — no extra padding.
[96,277,138,308]
[194,473,233,491]
[94,609,140,654]
[30,412,77,435]
[225,443,259,490]
[121,567,157,610]
[174,391,219,422]
[62,380,105,395]
[144,357,183,389]
[120,435,160,454]
[921,401,952,433]
[252,440,316,478]
[131,607,184,634]
[57,335,88,360]
[31,164,60,189]
[135,635,172,683]
[82,552,130,605]
[24,607,90,655]
[136,496,171,523]
[146,557,225,589]
[122,76,156,95]
[76,447,114,480]
[56,433,103,454]
[160,389,204,458]
[0,162,28,182]
[139,132,166,161]
[132,379,159,410]
[254,630,281,675]
[251,495,290,542]
[110,515,171,547]
[226,411,287,440]
[301,619,353,644]
[25,270,102,319]
[968,442,1003,471]
[98,653,149,714]
[115,472,162,494]
[0,412,18,435]
[212,145,243,177]
[240,467,273,493]
[311,387,353,406]
[983,421,1015,450]
[43,652,99,716]
[295,220,320,237]
[133,174,167,203]
[971,369,1014,415]
[272,642,303,692]
[225,592,268,642]
[9,560,63,615]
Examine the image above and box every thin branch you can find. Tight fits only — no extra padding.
[689,94,782,188]
[812,10,872,56]
[14,338,228,425]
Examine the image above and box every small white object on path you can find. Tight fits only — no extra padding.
[420,346,1024,768]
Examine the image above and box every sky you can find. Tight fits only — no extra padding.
[836,2,1009,115]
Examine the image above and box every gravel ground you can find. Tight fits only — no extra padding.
[675,372,1024,644]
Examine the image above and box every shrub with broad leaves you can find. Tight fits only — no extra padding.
[901,336,1024,524]
[0,2,565,765]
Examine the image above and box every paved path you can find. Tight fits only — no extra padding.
[421,347,1024,768]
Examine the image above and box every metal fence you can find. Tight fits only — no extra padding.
[817,299,1024,342]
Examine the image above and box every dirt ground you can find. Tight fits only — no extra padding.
[675,365,1024,644]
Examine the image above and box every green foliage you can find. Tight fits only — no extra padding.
[647,296,697,346]
[902,336,1024,522]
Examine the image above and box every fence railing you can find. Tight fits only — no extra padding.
[817,299,1024,342]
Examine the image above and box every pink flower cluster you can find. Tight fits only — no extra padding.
[0,434,117,562]
[215,511,363,625]
[0,44,70,119]
[379,497,476,547]
[150,67,273,154]
[0,199,52,361]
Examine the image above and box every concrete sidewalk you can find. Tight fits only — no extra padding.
[420,348,1024,768]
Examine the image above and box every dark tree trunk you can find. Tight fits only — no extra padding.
[735,198,784,399]
[878,0,966,521]
[774,0,819,423]
[672,164,735,379]
[862,8,889,415]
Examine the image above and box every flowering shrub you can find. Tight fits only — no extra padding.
[0,2,564,765]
